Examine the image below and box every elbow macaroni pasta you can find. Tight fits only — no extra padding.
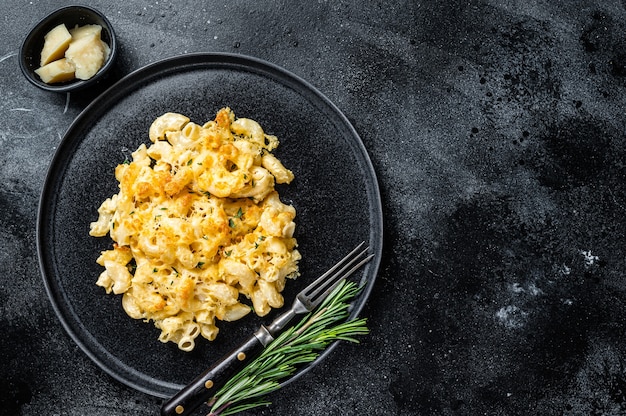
[90,107,300,351]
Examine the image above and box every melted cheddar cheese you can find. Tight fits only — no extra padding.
[90,108,300,351]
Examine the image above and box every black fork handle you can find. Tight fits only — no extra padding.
[160,326,272,416]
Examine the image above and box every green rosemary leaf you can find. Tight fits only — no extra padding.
[211,375,253,410]
[228,380,277,403]
[214,400,272,416]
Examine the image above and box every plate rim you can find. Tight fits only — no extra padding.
[36,52,383,398]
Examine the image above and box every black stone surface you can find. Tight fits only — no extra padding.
[2,1,626,415]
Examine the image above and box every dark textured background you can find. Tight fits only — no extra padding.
[2,1,626,415]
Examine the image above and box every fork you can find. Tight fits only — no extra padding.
[161,242,373,416]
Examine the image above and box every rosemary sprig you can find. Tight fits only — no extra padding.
[206,279,369,416]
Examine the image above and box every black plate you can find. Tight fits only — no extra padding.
[37,53,383,399]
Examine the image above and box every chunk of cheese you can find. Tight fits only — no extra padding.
[40,24,72,66]
[64,33,109,80]
[34,58,75,83]
[69,24,102,40]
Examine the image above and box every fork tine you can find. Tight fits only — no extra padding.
[308,253,374,308]
[301,241,365,296]
[306,248,370,300]
[302,242,372,308]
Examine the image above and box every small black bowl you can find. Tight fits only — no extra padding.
[19,5,117,93]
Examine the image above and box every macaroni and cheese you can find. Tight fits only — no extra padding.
[90,108,300,351]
